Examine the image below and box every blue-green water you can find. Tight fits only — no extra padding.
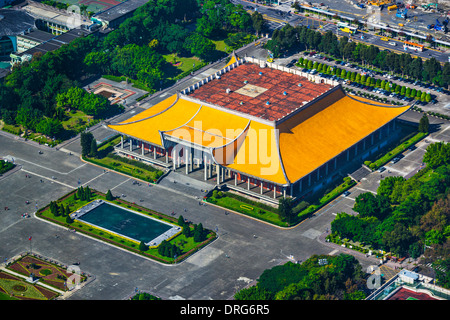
[77,202,173,243]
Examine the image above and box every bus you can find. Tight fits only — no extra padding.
[403,41,424,52]
[337,22,357,34]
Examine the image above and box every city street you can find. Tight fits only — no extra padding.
[232,0,450,63]
[1,25,450,299]
[0,131,354,300]
[1,106,448,299]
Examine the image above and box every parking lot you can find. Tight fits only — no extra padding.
[0,130,356,300]
[1,39,450,300]
[276,51,450,117]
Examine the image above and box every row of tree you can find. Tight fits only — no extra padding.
[265,24,450,87]
[299,58,433,102]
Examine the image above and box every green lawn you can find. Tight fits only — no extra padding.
[61,110,93,131]
[84,135,165,183]
[206,192,285,226]
[162,54,202,80]
[212,39,230,54]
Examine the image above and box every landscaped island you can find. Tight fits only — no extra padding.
[36,187,216,264]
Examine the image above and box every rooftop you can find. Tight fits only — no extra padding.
[18,29,55,42]
[0,9,35,37]
[108,55,411,185]
[14,28,91,57]
[22,3,92,27]
[187,62,333,122]
[93,0,148,22]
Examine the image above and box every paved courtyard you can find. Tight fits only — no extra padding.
[1,43,449,299]
[0,124,387,300]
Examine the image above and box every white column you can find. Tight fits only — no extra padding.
[216,165,220,185]
[121,135,123,148]
[129,138,132,151]
[173,151,176,170]
[165,150,168,163]
[204,155,207,180]
[273,185,276,199]
[247,178,250,190]
[142,142,145,155]
[234,173,237,186]
[154,146,157,159]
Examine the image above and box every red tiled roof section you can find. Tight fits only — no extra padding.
[188,63,333,121]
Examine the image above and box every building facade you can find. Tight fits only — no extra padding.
[107,54,411,203]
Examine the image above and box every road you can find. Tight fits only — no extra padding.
[232,0,450,64]
[1,129,372,300]
[1,41,449,301]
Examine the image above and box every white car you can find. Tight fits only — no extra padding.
[389,42,396,46]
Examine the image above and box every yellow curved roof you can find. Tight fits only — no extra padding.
[108,77,409,186]
[108,95,201,146]
[164,103,250,148]
[121,94,178,124]
[218,120,288,185]
[278,91,410,183]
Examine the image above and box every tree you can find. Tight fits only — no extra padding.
[353,192,391,220]
[106,189,114,201]
[80,131,94,157]
[193,223,206,242]
[423,142,450,169]
[251,11,266,35]
[66,215,74,224]
[382,223,415,256]
[178,215,185,227]
[35,117,63,138]
[90,138,98,158]
[183,33,215,61]
[418,114,429,133]
[139,241,149,251]
[278,197,293,223]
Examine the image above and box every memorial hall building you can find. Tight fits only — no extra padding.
[107,53,411,204]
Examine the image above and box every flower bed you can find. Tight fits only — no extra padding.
[0,271,59,300]
[6,255,86,291]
